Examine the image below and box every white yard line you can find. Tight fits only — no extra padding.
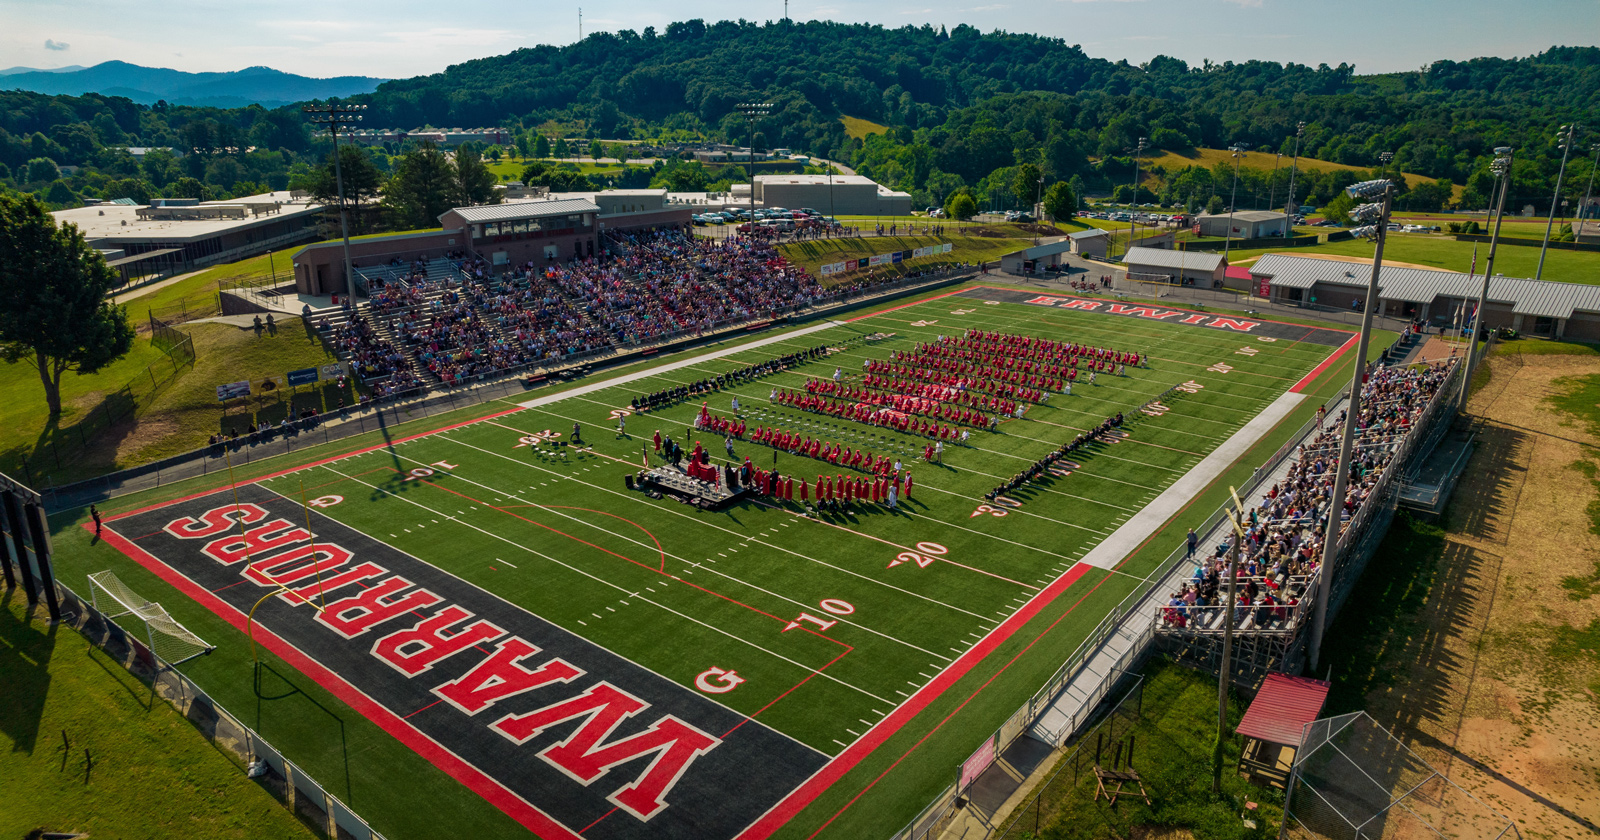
[1077,390,1306,570]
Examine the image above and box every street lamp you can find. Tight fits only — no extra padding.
[736,102,772,239]
[1459,147,1513,410]
[1537,123,1579,280]
[1309,157,1395,672]
[1284,121,1306,227]
[1223,143,1247,262]
[303,102,366,306]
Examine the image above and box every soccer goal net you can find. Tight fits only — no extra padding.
[88,570,214,667]
[1123,272,1176,297]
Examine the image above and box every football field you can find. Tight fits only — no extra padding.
[91,285,1355,840]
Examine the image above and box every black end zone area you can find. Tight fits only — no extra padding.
[105,484,826,840]
[959,287,1354,347]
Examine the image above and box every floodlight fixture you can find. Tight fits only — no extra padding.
[1348,202,1385,223]
[302,101,368,306]
[1345,179,1393,200]
[1348,225,1379,240]
[1494,146,1512,156]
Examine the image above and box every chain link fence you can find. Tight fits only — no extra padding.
[53,579,387,840]
[1285,712,1519,840]
[6,324,197,488]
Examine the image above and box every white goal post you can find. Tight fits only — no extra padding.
[88,570,215,667]
[1122,272,1176,297]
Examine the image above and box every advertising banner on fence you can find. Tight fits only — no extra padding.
[942,242,953,253]
[286,367,319,387]
[821,244,953,276]
[868,254,887,266]
[891,251,904,264]
[215,381,251,402]
[320,362,346,380]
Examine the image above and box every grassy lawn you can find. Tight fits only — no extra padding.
[0,598,312,840]
[1144,147,1452,196]
[999,658,1283,840]
[1223,234,1600,284]
[0,337,174,484]
[43,285,1375,840]
[841,115,891,140]
[0,317,349,487]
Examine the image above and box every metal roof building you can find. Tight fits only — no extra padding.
[1247,253,1600,339]
[1123,246,1228,287]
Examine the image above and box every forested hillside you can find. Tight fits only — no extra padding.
[2,20,1595,222]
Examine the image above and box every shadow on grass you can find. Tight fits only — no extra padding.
[0,591,56,754]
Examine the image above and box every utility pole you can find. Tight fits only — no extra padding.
[302,102,365,307]
[1459,148,1513,411]
[1537,123,1578,280]
[736,103,772,239]
[1284,121,1306,226]
[1309,155,1395,672]
[1576,143,1600,252]
[1223,144,1247,263]
[1268,152,1282,232]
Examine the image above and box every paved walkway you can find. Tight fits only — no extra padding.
[518,320,847,410]
[1080,390,1305,569]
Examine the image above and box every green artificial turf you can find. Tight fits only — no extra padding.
[0,598,313,840]
[43,287,1369,840]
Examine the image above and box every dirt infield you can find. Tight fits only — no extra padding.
[1340,352,1600,838]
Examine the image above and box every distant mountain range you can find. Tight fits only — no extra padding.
[0,61,388,108]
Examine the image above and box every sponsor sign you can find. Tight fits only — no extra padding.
[286,367,320,387]
[216,381,251,402]
[321,362,346,379]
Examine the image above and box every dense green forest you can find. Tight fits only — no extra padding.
[2,20,1596,225]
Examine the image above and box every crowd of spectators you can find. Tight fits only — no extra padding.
[1161,360,1453,633]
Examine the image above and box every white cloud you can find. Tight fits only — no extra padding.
[44,38,70,50]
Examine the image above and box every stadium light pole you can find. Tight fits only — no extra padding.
[736,103,772,239]
[1284,121,1306,228]
[1458,148,1514,411]
[1223,144,1248,263]
[303,102,365,307]
[1536,123,1578,281]
[1215,493,1245,795]
[1308,163,1395,673]
[1126,137,1147,257]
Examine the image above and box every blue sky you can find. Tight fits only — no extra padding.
[3,0,1595,80]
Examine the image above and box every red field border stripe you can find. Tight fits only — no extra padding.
[844,286,970,323]
[1290,332,1360,394]
[734,561,1095,840]
[90,521,588,840]
[99,403,528,524]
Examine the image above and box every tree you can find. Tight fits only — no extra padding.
[534,134,551,158]
[945,189,978,220]
[1011,163,1043,209]
[307,144,384,213]
[384,142,455,229]
[553,137,571,158]
[100,178,154,205]
[453,146,500,206]
[520,161,548,184]
[0,194,136,417]
[588,139,604,159]
[1205,195,1225,215]
[168,177,208,200]
[1042,182,1077,221]
[25,157,59,184]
